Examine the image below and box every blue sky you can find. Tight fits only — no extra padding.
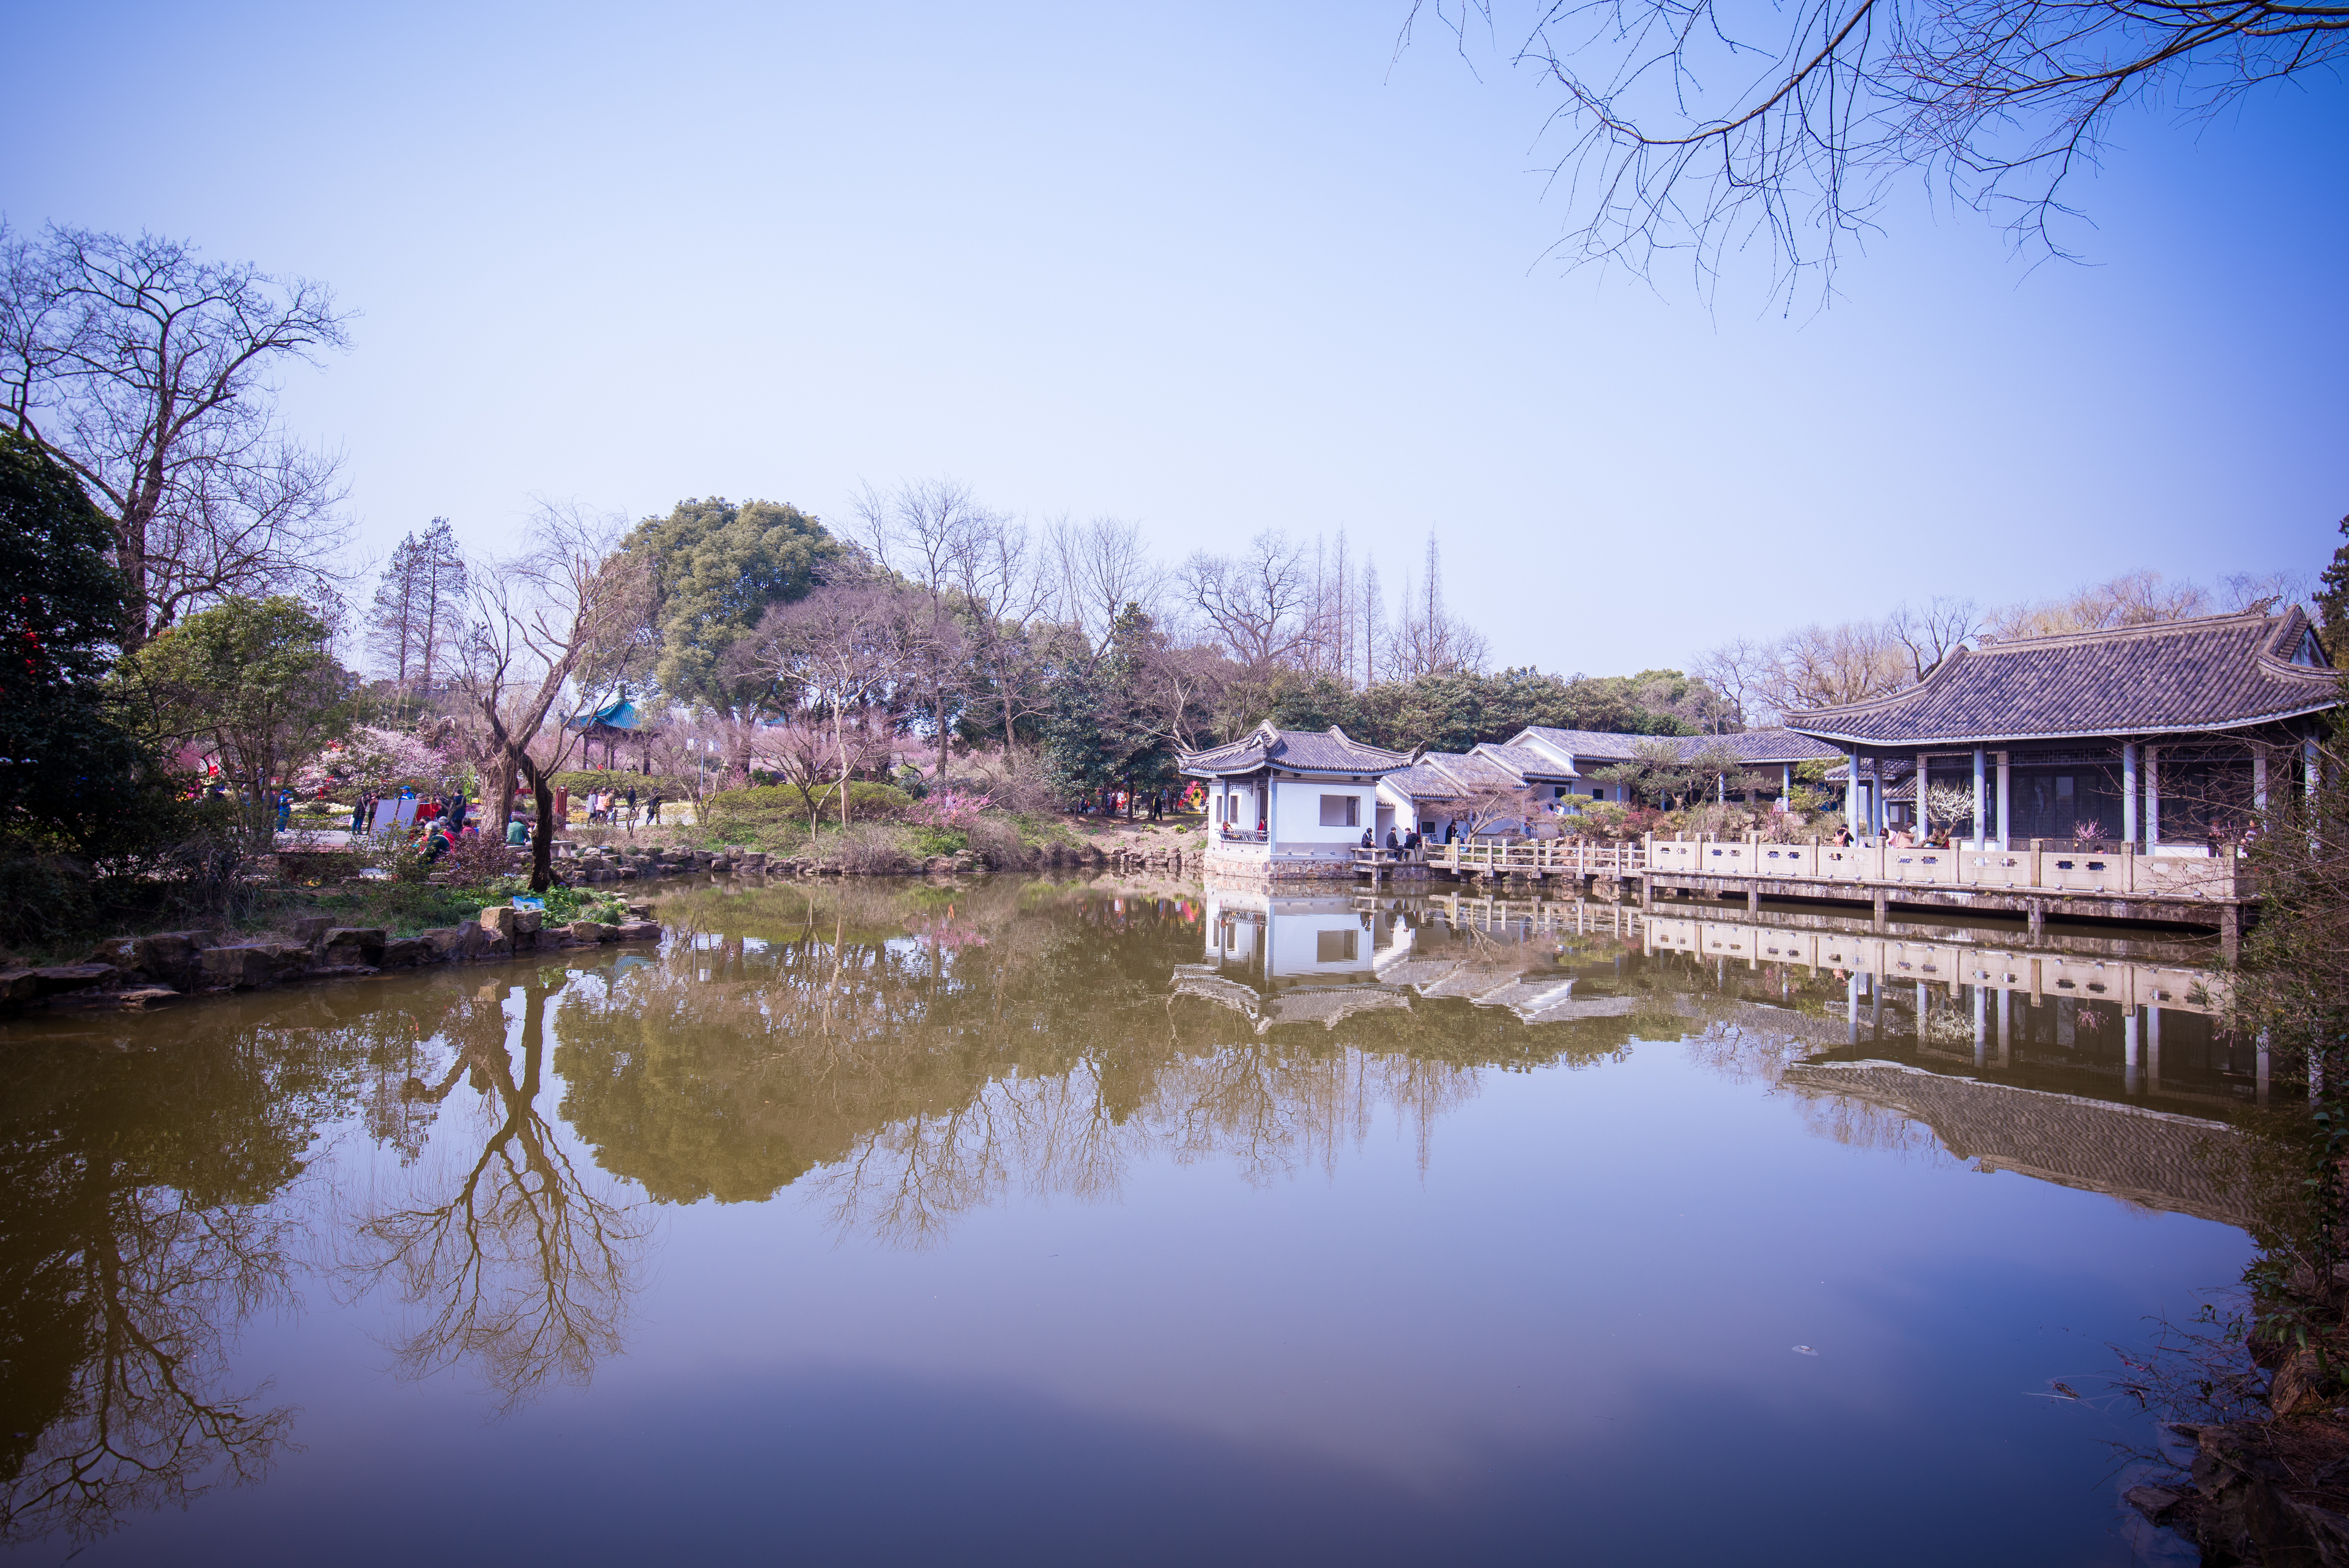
[7,1,2343,673]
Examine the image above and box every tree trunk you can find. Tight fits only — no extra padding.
[527,765,559,893]
[937,686,950,784]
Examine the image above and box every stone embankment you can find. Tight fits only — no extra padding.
[0,902,664,1014]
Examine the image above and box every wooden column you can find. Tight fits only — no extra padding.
[2144,746,2161,850]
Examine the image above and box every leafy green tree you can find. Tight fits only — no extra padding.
[0,431,157,855]
[125,595,353,834]
[1041,606,1181,810]
[623,497,842,723]
[2317,516,2349,663]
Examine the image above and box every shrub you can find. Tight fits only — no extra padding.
[820,822,916,875]
[905,824,969,859]
[908,788,993,830]
[552,770,690,797]
[965,816,1039,870]
[708,781,912,828]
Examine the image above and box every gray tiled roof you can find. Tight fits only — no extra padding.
[1181,723,1416,778]
[1472,742,1579,781]
[1787,608,2340,746]
[1515,726,1840,766]
[1381,761,1472,801]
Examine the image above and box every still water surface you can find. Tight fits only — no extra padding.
[0,876,2269,1564]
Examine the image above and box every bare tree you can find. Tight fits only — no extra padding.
[1885,595,1981,683]
[853,478,989,778]
[0,225,354,647]
[1982,569,2214,641]
[365,518,469,700]
[1691,634,1773,727]
[748,582,912,831]
[1388,533,1488,678]
[1761,617,1910,712]
[458,503,654,890]
[1184,530,1315,670]
[1403,0,2349,295]
[1048,516,1168,655]
[943,500,1055,757]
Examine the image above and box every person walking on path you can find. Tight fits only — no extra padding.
[646,792,664,825]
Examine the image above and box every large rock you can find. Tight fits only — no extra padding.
[512,909,543,935]
[478,906,516,944]
[0,970,42,1005]
[565,920,616,943]
[322,927,387,967]
[379,937,429,967]
[420,925,476,960]
[31,964,119,997]
[615,920,661,942]
[200,945,280,987]
[129,931,211,989]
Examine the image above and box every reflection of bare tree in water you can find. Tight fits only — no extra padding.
[550,880,1505,1246]
[0,1041,303,1548]
[1,1197,297,1546]
[343,981,650,1413]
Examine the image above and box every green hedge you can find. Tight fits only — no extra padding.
[552,770,691,796]
[707,781,913,823]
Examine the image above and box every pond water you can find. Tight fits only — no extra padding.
[0,875,2277,1566]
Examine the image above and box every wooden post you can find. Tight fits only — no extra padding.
[2027,899,2045,938]
[1871,888,1887,931]
[1747,885,1760,913]
[2028,838,2044,889]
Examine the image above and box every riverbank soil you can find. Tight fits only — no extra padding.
[2132,1273,2349,1561]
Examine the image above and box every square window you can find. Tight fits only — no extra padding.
[1318,794,1359,827]
[1316,929,1359,962]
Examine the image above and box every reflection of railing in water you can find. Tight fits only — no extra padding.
[1348,891,2222,1014]
[1373,835,2245,902]
[1638,914,2221,1015]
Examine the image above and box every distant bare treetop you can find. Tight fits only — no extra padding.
[1403,0,2347,295]
[0,224,353,645]
[1707,567,2307,722]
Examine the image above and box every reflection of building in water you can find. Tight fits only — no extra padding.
[1187,883,1639,1029]
[1641,910,2269,1109]
[1781,1061,2251,1226]
[1185,888,1412,1032]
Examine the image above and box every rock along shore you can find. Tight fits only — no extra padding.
[0,902,666,1015]
[0,836,1206,1016]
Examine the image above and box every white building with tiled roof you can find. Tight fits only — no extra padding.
[1179,723,1415,880]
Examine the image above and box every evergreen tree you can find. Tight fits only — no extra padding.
[0,431,156,855]
[2317,516,2349,663]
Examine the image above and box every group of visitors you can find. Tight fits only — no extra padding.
[584,786,637,824]
[1357,826,1430,853]
[1077,787,1172,820]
